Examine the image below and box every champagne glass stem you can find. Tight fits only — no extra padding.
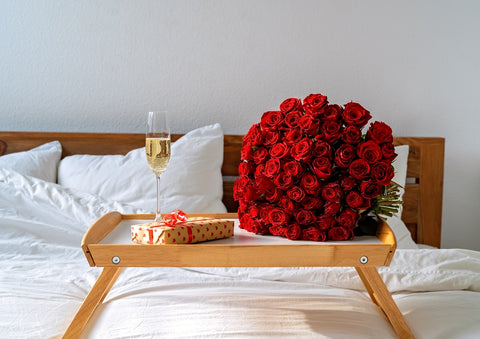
[155,174,161,221]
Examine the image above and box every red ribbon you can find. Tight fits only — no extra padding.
[162,209,188,226]
[148,210,194,243]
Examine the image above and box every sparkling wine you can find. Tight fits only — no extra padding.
[146,137,171,175]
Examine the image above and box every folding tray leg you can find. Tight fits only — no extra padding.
[63,267,124,338]
[355,266,414,339]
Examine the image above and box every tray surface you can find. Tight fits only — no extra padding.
[100,218,382,246]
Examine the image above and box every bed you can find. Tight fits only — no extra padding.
[1,125,480,339]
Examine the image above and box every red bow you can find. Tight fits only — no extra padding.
[162,209,188,226]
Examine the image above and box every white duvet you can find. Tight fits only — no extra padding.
[1,168,480,339]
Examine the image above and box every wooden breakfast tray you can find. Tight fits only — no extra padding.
[63,213,413,339]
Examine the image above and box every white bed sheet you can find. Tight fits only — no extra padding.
[1,168,480,339]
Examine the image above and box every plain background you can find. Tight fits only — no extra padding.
[1,0,479,250]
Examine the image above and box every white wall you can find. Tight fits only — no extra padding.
[1,0,479,250]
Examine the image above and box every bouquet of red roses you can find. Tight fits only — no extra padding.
[233,93,401,241]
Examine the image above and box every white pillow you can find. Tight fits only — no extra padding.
[392,145,409,217]
[58,124,227,213]
[386,145,417,249]
[0,141,62,182]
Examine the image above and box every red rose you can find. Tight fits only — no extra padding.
[316,215,336,230]
[298,115,320,135]
[264,158,281,178]
[334,144,357,168]
[346,190,370,209]
[243,124,263,146]
[284,128,304,144]
[233,177,249,200]
[300,173,321,194]
[259,203,274,221]
[312,140,332,158]
[371,161,395,186]
[342,102,372,128]
[274,172,294,190]
[285,223,302,240]
[290,138,312,161]
[328,226,352,241]
[322,104,342,121]
[255,174,275,194]
[357,141,383,164]
[239,213,252,230]
[247,204,260,218]
[336,208,359,228]
[254,164,265,179]
[322,182,342,202]
[269,142,290,159]
[265,188,283,203]
[248,219,269,234]
[287,186,306,203]
[280,98,303,113]
[322,120,342,142]
[284,111,303,128]
[302,227,326,242]
[340,176,357,191]
[260,111,284,130]
[268,207,290,226]
[238,161,254,177]
[312,157,333,179]
[302,196,323,210]
[323,201,341,215]
[263,130,281,145]
[345,190,364,209]
[303,93,328,116]
[342,125,362,144]
[295,209,316,225]
[349,159,370,180]
[269,224,285,236]
[282,160,304,177]
[278,196,296,213]
[367,121,393,144]
[381,143,397,161]
[253,147,269,164]
[237,201,247,221]
[234,178,260,201]
[360,180,382,199]
[240,143,254,161]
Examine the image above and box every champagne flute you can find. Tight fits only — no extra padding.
[146,111,171,221]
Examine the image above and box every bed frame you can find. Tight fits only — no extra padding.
[0,132,444,248]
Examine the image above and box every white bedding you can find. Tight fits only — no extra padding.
[1,168,480,339]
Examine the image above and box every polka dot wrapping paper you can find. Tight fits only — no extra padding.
[131,218,235,245]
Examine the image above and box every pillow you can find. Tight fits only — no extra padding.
[58,124,227,213]
[391,145,409,217]
[386,145,417,249]
[0,141,62,182]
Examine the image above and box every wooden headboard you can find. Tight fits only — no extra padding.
[0,132,444,248]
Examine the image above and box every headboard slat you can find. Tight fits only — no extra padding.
[401,183,419,224]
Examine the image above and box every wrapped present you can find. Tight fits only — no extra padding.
[131,210,234,245]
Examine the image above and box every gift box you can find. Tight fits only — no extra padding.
[131,217,234,245]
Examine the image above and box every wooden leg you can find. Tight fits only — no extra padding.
[63,267,123,338]
[355,267,414,339]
